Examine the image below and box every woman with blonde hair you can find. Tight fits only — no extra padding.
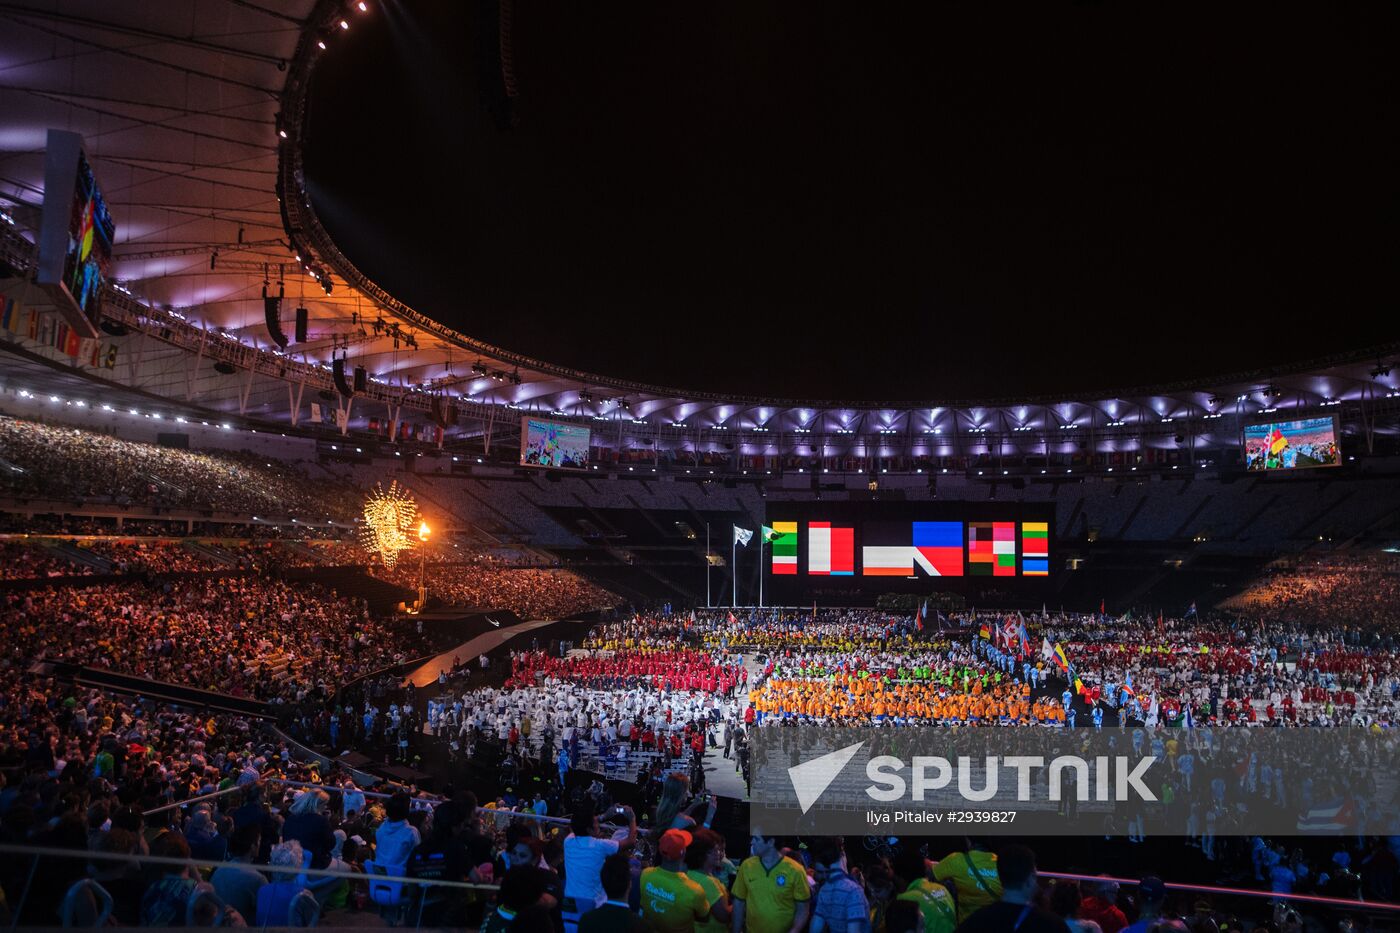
[281,789,335,870]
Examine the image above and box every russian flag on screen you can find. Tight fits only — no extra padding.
[913,522,964,577]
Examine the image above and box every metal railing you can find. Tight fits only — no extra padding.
[0,841,498,931]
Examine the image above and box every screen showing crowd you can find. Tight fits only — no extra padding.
[519,417,591,469]
[1243,416,1340,471]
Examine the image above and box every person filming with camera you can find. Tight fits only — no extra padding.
[562,801,638,933]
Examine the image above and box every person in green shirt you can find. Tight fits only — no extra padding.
[643,830,712,933]
[686,828,733,933]
[731,830,811,933]
[931,840,999,926]
[892,852,956,933]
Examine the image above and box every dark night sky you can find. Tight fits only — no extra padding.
[303,2,1398,401]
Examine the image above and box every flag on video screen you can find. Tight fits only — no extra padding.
[969,522,1016,576]
[767,521,797,574]
[1021,521,1049,576]
[808,522,853,575]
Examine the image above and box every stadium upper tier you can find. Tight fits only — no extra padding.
[1,1,1399,463]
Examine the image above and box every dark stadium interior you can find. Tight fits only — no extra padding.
[1,1,1399,931]
[303,0,1398,400]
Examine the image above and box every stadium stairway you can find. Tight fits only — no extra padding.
[278,540,326,564]
[183,540,240,566]
[45,540,112,573]
[1229,489,1281,540]
[1169,491,1215,540]
[29,659,275,720]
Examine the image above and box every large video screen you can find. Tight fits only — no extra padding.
[519,417,591,470]
[764,501,1054,602]
[36,130,113,335]
[1243,416,1340,472]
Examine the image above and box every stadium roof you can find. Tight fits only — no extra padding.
[1,0,1398,457]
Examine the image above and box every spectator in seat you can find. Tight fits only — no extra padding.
[281,789,335,870]
[211,824,266,923]
[374,791,421,869]
[183,805,227,863]
[139,832,200,927]
[579,852,648,933]
[256,840,319,928]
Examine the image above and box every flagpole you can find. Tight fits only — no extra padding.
[758,540,764,609]
[706,523,711,609]
[731,532,737,607]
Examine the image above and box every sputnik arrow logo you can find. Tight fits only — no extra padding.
[788,741,864,814]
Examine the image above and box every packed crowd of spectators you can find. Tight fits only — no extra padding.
[0,415,356,520]
[372,565,619,618]
[0,577,431,703]
[0,587,1394,927]
[1221,556,1400,630]
[0,540,95,579]
[75,540,221,574]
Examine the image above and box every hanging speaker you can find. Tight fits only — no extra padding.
[294,306,308,343]
[263,285,288,349]
[353,366,367,393]
[332,357,353,397]
[214,361,236,375]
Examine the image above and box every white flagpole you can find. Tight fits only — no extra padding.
[706,523,711,608]
[732,532,737,607]
[758,538,764,609]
